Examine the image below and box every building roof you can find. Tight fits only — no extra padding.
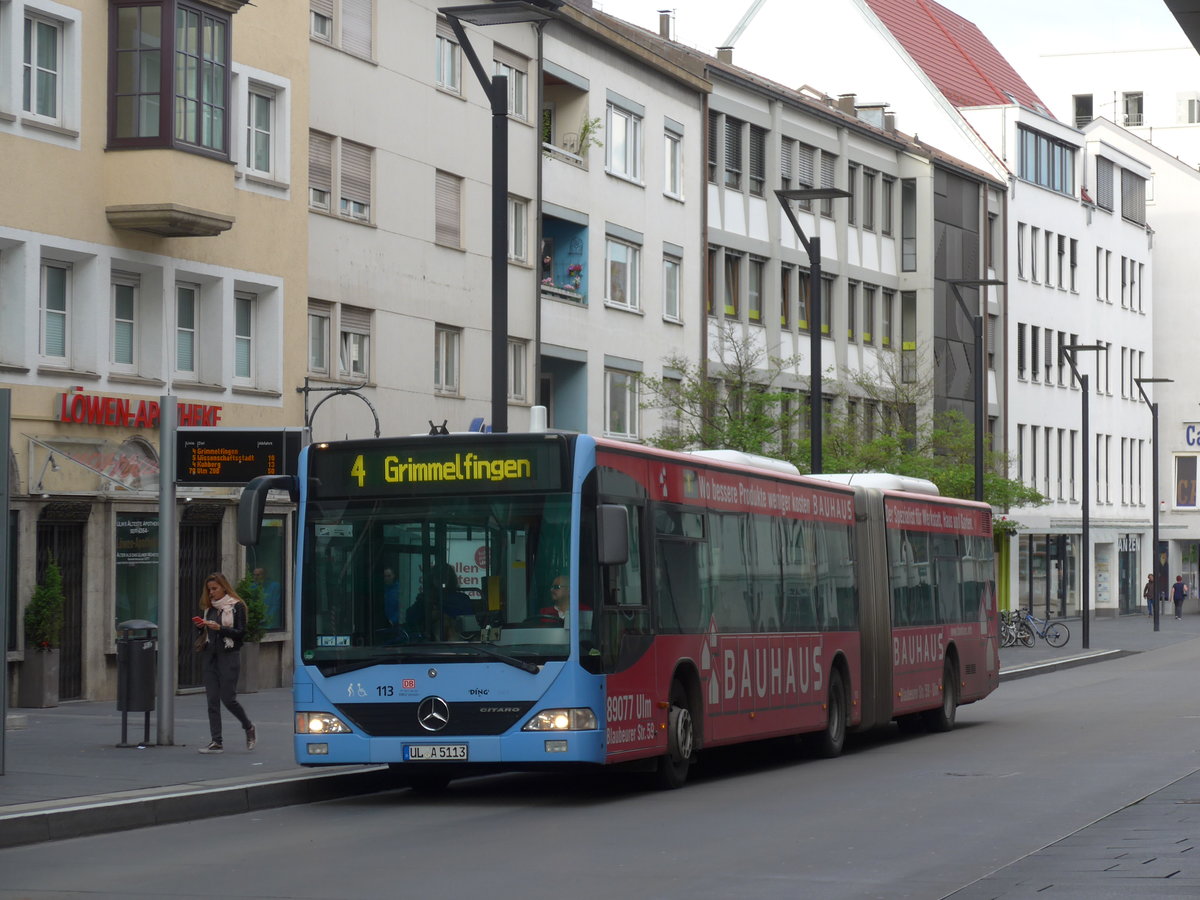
[863,0,1050,115]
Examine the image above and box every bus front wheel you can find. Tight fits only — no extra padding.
[655,682,695,789]
[811,669,847,758]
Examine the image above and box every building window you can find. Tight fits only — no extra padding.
[862,284,875,344]
[309,0,372,57]
[821,274,833,335]
[862,170,876,231]
[881,175,894,235]
[664,129,683,198]
[1017,223,1026,278]
[339,305,370,378]
[494,54,527,119]
[434,325,460,393]
[435,170,462,248]
[245,84,276,177]
[1121,169,1147,225]
[748,125,765,196]
[798,269,811,331]
[847,163,858,225]
[234,292,255,381]
[607,102,643,181]
[605,369,639,439]
[796,144,815,209]
[23,13,61,121]
[112,276,138,368]
[606,237,641,309]
[175,283,198,374]
[780,265,792,327]
[748,258,764,322]
[435,19,459,92]
[40,262,69,362]
[847,281,857,340]
[780,139,793,190]
[706,110,718,183]
[308,301,330,374]
[109,1,235,153]
[663,255,681,321]
[308,131,373,222]
[900,178,916,270]
[1017,125,1076,196]
[723,116,742,189]
[1030,227,1040,282]
[508,339,527,401]
[820,152,836,216]
[881,289,894,348]
[723,252,740,317]
[1122,91,1143,127]
[1073,94,1093,128]
[508,196,528,262]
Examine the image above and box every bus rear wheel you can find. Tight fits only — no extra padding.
[924,659,959,733]
[655,682,695,789]
[811,669,846,758]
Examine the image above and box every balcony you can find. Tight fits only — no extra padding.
[541,213,588,304]
[105,149,236,237]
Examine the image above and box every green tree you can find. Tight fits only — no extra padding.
[25,556,65,650]
[234,572,268,643]
[639,322,803,455]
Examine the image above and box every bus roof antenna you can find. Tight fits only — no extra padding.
[428,420,449,435]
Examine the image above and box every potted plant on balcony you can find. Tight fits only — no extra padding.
[234,571,268,693]
[19,556,65,708]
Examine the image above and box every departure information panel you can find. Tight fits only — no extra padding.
[176,428,306,485]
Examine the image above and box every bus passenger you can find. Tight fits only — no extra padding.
[406,564,472,638]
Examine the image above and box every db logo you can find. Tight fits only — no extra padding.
[402,679,416,690]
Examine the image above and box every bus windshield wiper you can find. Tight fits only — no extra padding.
[321,654,405,676]
[457,642,540,674]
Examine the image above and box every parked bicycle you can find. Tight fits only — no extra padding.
[1019,608,1070,648]
[1000,609,1034,648]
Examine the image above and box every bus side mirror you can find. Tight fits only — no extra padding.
[238,475,296,546]
[597,504,629,566]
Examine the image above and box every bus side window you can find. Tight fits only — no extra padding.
[656,538,703,633]
[783,519,817,631]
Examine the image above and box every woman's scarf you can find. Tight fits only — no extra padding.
[211,594,239,650]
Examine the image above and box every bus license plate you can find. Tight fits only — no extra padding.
[404,744,468,762]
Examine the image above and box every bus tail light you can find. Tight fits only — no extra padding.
[296,712,352,734]
[522,708,598,731]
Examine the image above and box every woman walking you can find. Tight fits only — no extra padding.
[194,572,256,754]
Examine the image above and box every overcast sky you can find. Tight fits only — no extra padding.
[591,0,1190,90]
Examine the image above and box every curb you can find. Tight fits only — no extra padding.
[0,766,393,850]
[999,648,1134,681]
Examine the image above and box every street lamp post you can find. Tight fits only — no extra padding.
[1135,376,1173,633]
[775,188,851,474]
[948,278,1005,502]
[1061,342,1105,650]
[441,2,562,434]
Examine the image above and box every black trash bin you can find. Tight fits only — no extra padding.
[116,619,157,747]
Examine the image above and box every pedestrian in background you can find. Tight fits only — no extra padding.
[1144,573,1155,617]
[193,572,256,754]
[1172,575,1188,620]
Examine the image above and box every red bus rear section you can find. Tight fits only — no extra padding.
[592,444,998,772]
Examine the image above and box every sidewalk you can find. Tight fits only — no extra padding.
[0,612,1195,849]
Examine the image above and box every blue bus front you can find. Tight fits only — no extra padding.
[291,433,608,772]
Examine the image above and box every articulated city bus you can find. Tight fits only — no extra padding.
[239,430,998,789]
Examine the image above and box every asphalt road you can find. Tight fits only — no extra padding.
[3,636,1198,899]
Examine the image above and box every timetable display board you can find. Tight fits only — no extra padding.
[176,428,306,485]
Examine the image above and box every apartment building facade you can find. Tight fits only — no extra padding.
[3,0,310,702]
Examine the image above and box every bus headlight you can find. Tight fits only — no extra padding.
[296,712,352,734]
[522,708,598,731]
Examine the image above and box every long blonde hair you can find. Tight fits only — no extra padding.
[199,572,244,611]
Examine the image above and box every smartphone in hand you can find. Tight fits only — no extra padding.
[192,616,205,625]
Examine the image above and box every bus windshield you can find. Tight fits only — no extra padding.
[300,491,574,674]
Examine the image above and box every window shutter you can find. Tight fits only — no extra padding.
[1120,169,1145,224]
[341,0,373,57]
[309,131,332,195]
[1096,157,1114,210]
[780,139,792,182]
[340,139,372,208]
[312,0,334,18]
[797,144,815,187]
[749,125,765,181]
[707,111,718,167]
[724,118,742,171]
[820,152,835,189]
[435,171,461,246]
[340,304,371,333]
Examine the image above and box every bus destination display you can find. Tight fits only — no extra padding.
[310,438,567,497]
